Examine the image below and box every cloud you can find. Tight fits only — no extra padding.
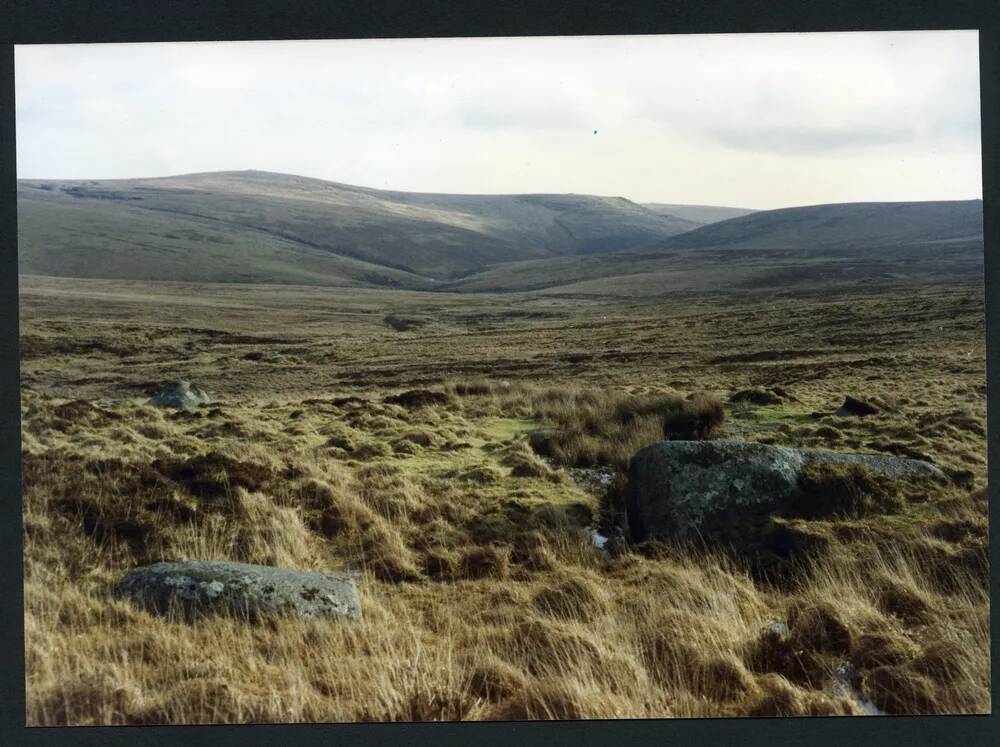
[704,124,918,155]
[14,32,982,209]
[457,97,590,131]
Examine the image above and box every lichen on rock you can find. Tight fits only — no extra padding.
[113,560,362,622]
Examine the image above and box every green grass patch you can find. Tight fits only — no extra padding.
[479,418,538,443]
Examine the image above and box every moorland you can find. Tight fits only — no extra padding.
[17,172,988,723]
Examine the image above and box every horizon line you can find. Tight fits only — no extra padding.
[15,167,985,213]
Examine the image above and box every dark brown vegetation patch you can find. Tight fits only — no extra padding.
[743,674,853,717]
[528,391,724,470]
[786,601,855,655]
[929,516,984,545]
[860,665,937,714]
[459,545,509,580]
[835,395,880,417]
[383,314,429,332]
[383,389,453,408]
[152,452,275,500]
[51,400,122,425]
[872,575,933,624]
[27,450,282,565]
[851,632,920,671]
[941,467,976,490]
[788,462,904,519]
[486,680,584,720]
[422,549,458,581]
[668,394,726,439]
[746,628,827,687]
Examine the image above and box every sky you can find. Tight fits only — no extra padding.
[15,31,982,210]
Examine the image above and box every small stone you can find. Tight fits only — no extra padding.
[149,381,212,410]
[768,621,789,636]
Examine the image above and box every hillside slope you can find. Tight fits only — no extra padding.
[654,200,984,252]
[448,200,984,294]
[18,174,982,295]
[16,189,435,289]
[17,171,702,285]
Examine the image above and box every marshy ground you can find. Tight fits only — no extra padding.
[19,275,988,723]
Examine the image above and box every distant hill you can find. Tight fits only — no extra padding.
[642,203,755,225]
[17,170,703,285]
[653,200,984,253]
[448,200,984,295]
[17,173,983,296]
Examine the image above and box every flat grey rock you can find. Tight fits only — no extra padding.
[113,560,362,622]
[148,381,211,410]
[623,440,946,543]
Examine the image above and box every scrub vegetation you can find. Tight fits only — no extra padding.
[20,272,987,724]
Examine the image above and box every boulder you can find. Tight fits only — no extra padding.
[149,381,211,410]
[623,440,946,543]
[113,560,362,622]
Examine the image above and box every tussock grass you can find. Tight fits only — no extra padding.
[22,386,990,723]
[20,280,989,723]
[446,380,723,470]
[790,462,905,519]
[530,389,724,470]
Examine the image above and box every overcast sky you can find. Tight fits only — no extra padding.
[15,31,982,210]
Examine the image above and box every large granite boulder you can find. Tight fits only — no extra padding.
[623,440,947,543]
[113,560,362,622]
[148,381,211,410]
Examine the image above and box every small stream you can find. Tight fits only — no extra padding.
[553,439,886,716]
[829,660,885,716]
[587,527,609,551]
[563,457,887,715]
[765,620,886,716]
[543,457,618,554]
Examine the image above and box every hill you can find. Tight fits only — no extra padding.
[17,171,703,286]
[18,174,982,296]
[653,200,984,252]
[448,200,984,294]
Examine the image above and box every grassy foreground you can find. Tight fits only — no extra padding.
[20,277,989,723]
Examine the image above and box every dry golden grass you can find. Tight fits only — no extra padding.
[19,276,989,724]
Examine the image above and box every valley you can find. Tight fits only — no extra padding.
[16,171,989,723]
